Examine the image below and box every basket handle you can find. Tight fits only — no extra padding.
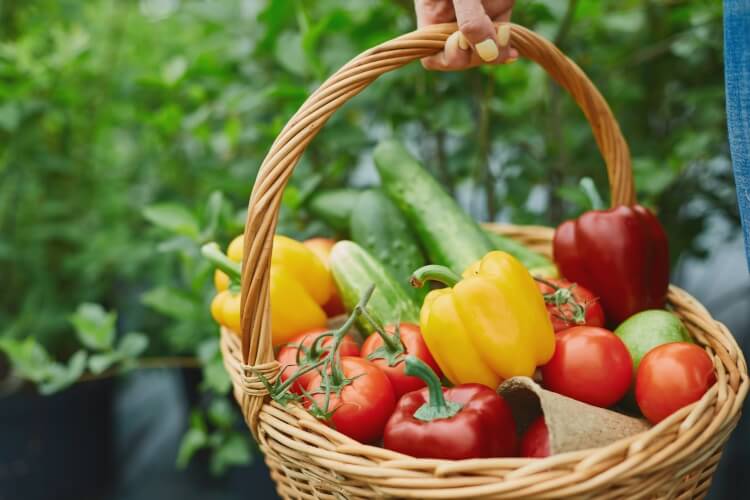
[238,23,634,428]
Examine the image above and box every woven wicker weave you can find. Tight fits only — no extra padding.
[222,23,748,499]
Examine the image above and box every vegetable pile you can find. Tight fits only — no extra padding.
[203,139,716,460]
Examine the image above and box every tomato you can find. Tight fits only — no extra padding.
[536,278,605,332]
[635,342,715,424]
[306,357,396,443]
[520,416,550,458]
[277,328,360,394]
[541,326,632,407]
[303,237,346,316]
[360,323,442,398]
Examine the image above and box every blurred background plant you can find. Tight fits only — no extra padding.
[0,0,739,490]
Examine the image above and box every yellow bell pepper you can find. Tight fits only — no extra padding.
[203,235,334,346]
[411,251,555,389]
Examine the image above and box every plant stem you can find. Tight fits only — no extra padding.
[410,265,461,288]
[404,356,462,421]
[360,307,401,352]
[325,284,375,386]
[201,242,241,282]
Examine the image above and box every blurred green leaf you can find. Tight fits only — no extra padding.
[0,338,52,383]
[143,204,201,239]
[39,351,87,394]
[118,332,150,358]
[210,432,252,475]
[141,287,199,320]
[176,424,208,469]
[70,303,116,351]
[88,351,120,375]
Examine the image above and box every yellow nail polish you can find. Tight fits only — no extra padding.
[445,31,460,56]
[497,24,511,47]
[475,39,499,62]
[458,32,469,50]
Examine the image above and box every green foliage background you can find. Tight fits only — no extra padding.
[0,0,739,469]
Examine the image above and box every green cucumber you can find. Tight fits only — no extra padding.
[329,241,420,333]
[483,230,558,277]
[374,139,555,275]
[374,140,495,273]
[307,188,360,233]
[350,189,427,302]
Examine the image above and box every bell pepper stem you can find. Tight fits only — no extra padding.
[580,177,605,211]
[201,242,242,283]
[404,356,462,421]
[410,265,461,289]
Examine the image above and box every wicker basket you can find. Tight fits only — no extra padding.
[222,23,748,499]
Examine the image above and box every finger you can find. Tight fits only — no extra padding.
[494,10,513,62]
[453,0,499,62]
[415,0,455,27]
[422,31,475,71]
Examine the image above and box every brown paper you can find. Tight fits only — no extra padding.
[498,377,650,454]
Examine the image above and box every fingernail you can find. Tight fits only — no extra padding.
[475,39,499,62]
[445,31,461,55]
[497,24,511,47]
[457,32,469,51]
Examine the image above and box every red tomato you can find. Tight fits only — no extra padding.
[520,416,550,458]
[541,326,632,407]
[277,328,360,394]
[635,342,715,424]
[536,278,605,332]
[360,323,442,398]
[306,357,396,443]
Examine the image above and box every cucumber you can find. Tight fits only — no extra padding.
[350,190,428,302]
[329,241,420,333]
[483,230,558,277]
[374,140,494,273]
[307,188,360,233]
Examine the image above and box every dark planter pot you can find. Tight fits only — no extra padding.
[178,368,279,499]
[0,378,115,500]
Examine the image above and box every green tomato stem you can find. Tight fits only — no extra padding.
[326,284,375,386]
[360,307,402,354]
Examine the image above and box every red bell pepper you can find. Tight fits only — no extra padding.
[553,205,669,325]
[383,357,517,460]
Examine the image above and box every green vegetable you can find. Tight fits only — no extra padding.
[483,230,558,277]
[350,189,427,302]
[329,241,420,333]
[615,309,693,372]
[374,140,494,273]
[307,188,360,233]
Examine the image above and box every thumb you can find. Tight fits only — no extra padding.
[453,0,501,62]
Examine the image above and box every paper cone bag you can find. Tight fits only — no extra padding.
[498,377,650,454]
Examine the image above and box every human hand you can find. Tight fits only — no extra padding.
[415,0,517,70]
